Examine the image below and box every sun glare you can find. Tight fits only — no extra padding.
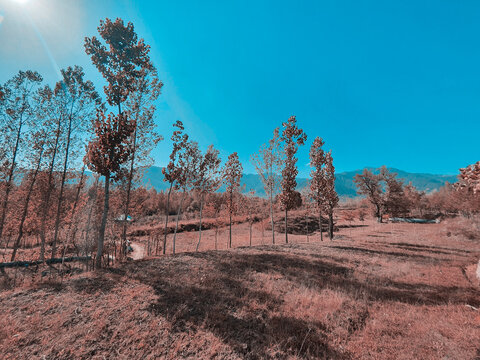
[11,0,30,4]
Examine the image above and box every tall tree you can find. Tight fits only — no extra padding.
[120,69,163,256]
[51,66,101,259]
[161,120,189,254]
[10,109,49,261]
[279,116,307,243]
[382,168,409,218]
[242,190,257,247]
[194,145,222,252]
[323,151,339,239]
[83,174,101,260]
[84,110,135,268]
[354,167,406,222]
[62,165,88,262]
[84,18,153,115]
[85,17,154,264]
[172,140,201,254]
[251,127,283,244]
[0,71,43,246]
[222,152,243,248]
[37,84,63,262]
[300,187,313,242]
[354,169,384,222]
[309,137,326,241]
[203,193,225,250]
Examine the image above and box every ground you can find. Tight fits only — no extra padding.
[0,218,479,359]
[129,242,145,260]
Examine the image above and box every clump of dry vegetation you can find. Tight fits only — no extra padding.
[445,216,480,242]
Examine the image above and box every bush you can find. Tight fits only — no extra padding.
[445,216,480,241]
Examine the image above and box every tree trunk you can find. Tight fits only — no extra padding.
[319,212,323,241]
[215,226,218,250]
[173,190,185,255]
[161,183,173,255]
[39,118,62,262]
[0,114,23,245]
[121,127,137,258]
[306,211,309,243]
[195,197,204,252]
[261,220,264,244]
[62,165,85,258]
[229,191,233,248]
[51,113,75,259]
[270,192,275,244]
[285,209,288,244]
[328,211,334,240]
[84,176,99,259]
[62,166,86,263]
[376,204,383,223]
[249,222,252,247]
[229,213,232,248]
[11,148,44,261]
[96,173,110,269]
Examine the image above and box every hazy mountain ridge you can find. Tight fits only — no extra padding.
[142,166,458,197]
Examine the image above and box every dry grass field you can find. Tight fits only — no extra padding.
[0,216,479,359]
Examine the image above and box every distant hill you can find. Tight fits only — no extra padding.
[141,166,458,197]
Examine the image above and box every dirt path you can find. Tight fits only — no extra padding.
[130,242,145,260]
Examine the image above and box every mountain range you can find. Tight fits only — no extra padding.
[141,166,458,198]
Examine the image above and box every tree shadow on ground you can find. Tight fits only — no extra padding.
[70,273,119,294]
[128,247,480,358]
[208,251,480,306]
[389,242,474,254]
[132,259,348,359]
[389,245,469,256]
[328,245,445,262]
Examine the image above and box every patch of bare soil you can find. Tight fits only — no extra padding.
[129,242,145,260]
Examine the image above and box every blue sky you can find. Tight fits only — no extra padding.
[0,0,479,176]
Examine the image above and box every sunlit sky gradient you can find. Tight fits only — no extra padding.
[1,0,479,176]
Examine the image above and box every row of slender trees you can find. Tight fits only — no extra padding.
[157,119,242,254]
[251,116,339,244]
[0,17,341,269]
[0,68,101,263]
[158,113,340,256]
[0,19,162,267]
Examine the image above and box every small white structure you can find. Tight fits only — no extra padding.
[115,214,133,222]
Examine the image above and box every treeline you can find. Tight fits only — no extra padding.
[352,164,480,222]
[0,18,341,269]
[0,68,101,264]
[0,19,162,267]
[2,17,477,269]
